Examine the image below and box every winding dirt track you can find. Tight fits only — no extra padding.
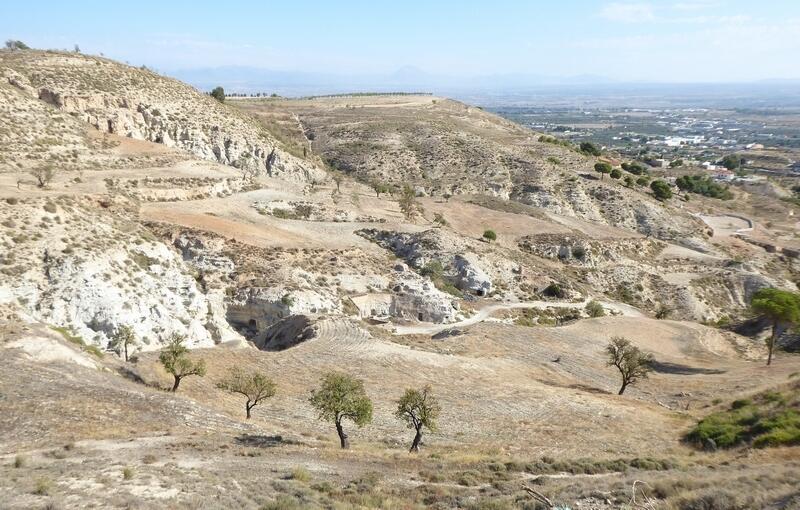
[393,298,645,335]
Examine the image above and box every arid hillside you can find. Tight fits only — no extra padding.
[1,50,798,509]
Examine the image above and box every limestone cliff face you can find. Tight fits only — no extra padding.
[0,198,242,351]
[2,51,326,184]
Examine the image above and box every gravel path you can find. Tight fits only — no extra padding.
[393,298,645,335]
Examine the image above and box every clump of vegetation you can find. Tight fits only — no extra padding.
[541,283,566,299]
[606,336,653,395]
[289,467,312,482]
[650,179,673,201]
[371,181,390,198]
[5,40,30,50]
[621,161,647,175]
[538,134,572,149]
[122,467,135,480]
[50,326,103,357]
[675,175,733,200]
[482,229,496,241]
[580,141,601,156]
[585,300,605,318]
[309,371,373,449]
[210,86,225,102]
[32,478,52,496]
[216,368,277,419]
[687,381,800,449]
[158,333,206,392]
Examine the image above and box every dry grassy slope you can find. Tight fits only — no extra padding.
[2,314,798,509]
[238,96,708,241]
[0,50,325,183]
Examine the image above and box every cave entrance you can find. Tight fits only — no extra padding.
[417,312,424,321]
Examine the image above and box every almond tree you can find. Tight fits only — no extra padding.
[109,324,138,362]
[158,334,206,392]
[216,369,277,419]
[395,385,440,452]
[606,336,653,395]
[309,371,373,449]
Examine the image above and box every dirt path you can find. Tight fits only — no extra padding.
[393,298,645,335]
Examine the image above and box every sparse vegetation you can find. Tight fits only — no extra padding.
[687,381,800,449]
[675,175,733,200]
[482,229,497,241]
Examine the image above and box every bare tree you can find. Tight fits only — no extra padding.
[395,385,440,452]
[332,172,343,193]
[158,334,206,392]
[30,164,56,188]
[216,369,277,419]
[606,336,653,395]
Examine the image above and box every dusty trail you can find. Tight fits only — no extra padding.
[393,298,645,335]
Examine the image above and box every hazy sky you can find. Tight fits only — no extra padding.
[2,0,799,82]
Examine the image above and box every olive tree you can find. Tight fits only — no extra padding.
[606,336,653,395]
[309,371,373,449]
[751,288,800,365]
[395,385,440,452]
[216,369,277,419]
[158,334,206,392]
[109,324,138,362]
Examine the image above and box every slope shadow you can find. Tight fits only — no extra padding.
[650,361,726,375]
[234,434,302,448]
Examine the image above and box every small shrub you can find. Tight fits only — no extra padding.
[482,229,497,241]
[289,467,311,482]
[13,455,25,468]
[33,478,52,496]
[122,467,134,480]
[585,300,605,318]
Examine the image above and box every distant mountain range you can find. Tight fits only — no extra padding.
[166,66,800,108]
[167,65,616,96]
